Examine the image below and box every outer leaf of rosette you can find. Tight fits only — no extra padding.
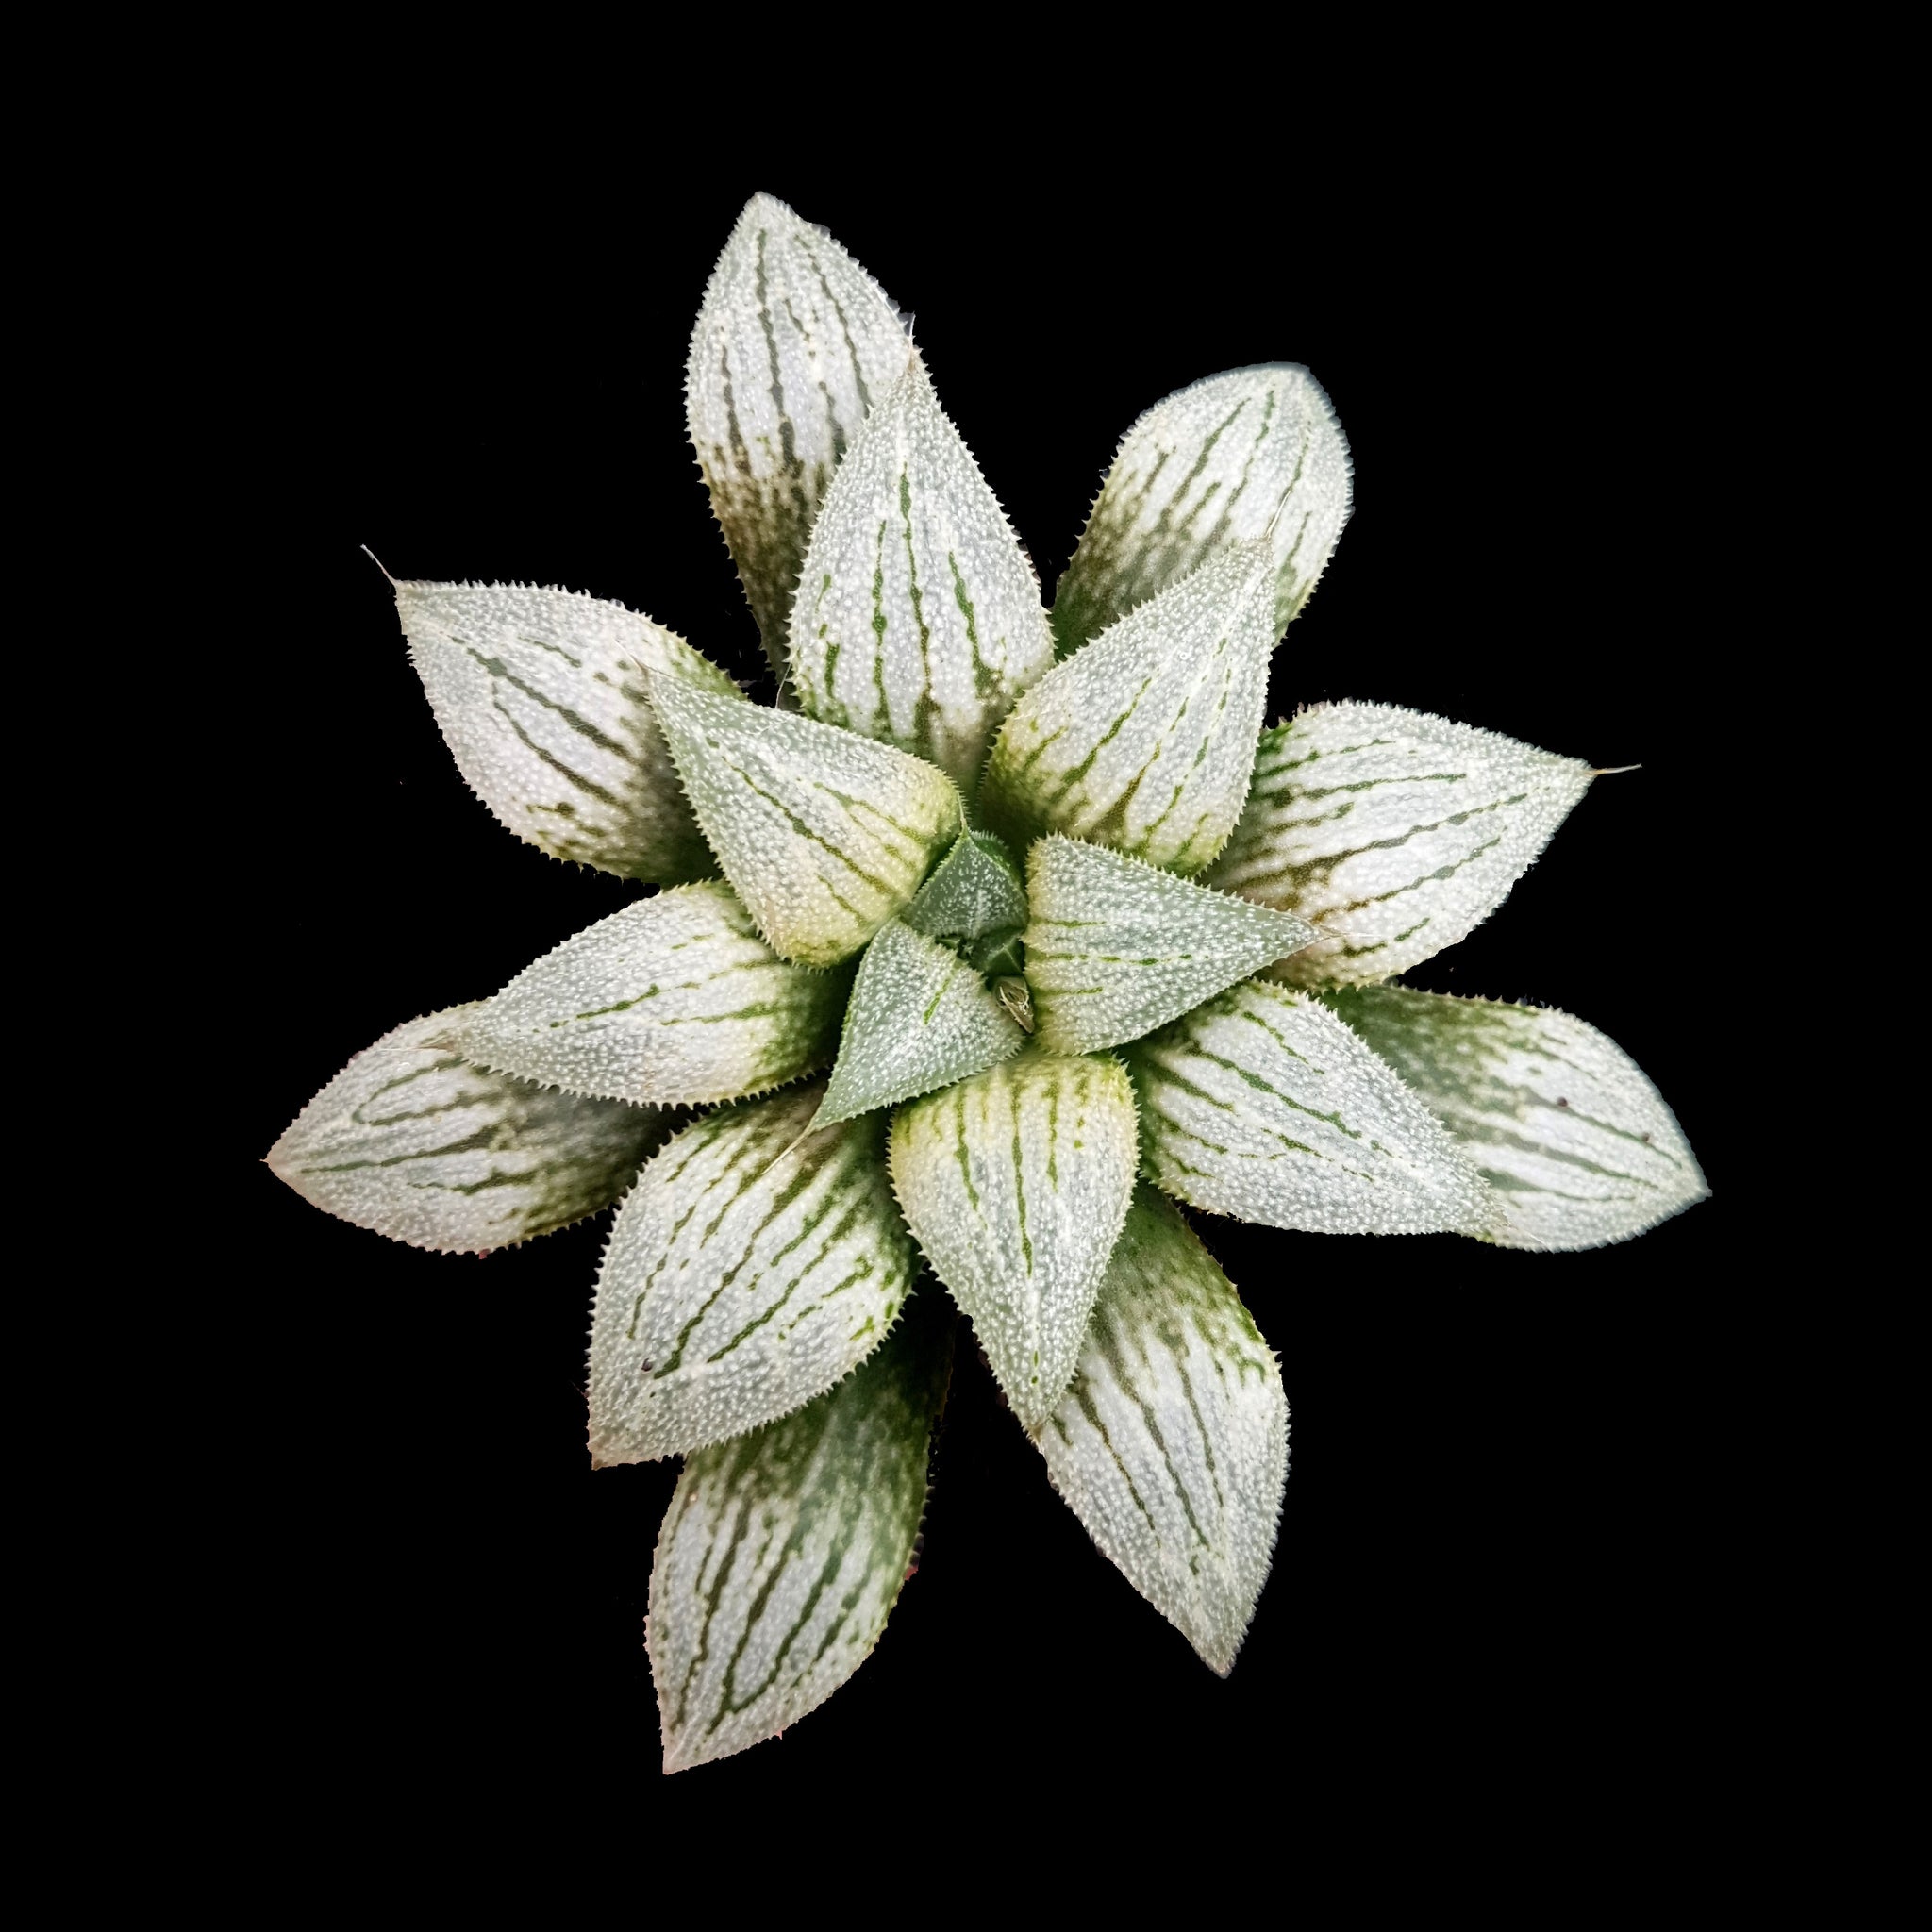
[455,881,849,1108]
[1036,1185,1287,1675]
[1206,704,1595,986]
[647,674,962,967]
[889,1053,1138,1429]
[649,1288,953,1773]
[1321,985,1708,1251]
[1024,836,1318,1055]
[1051,364,1352,658]
[901,828,1029,971]
[590,1083,916,1463]
[789,356,1056,792]
[268,1008,671,1253]
[685,193,911,681]
[979,540,1275,874]
[394,581,738,881]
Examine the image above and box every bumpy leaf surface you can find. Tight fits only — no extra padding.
[1037,1187,1287,1674]
[1052,365,1352,657]
[1125,982,1490,1235]
[1324,986,1707,1250]
[268,1008,667,1251]
[396,582,739,881]
[456,882,846,1108]
[979,541,1274,873]
[1024,836,1318,1055]
[1207,704,1593,985]
[890,1054,1138,1427]
[685,193,911,676]
[649,674,961,967]
[902,829,1028,971]
[590,1086,914,1463]
[649,1291,952,1773]
[791,358,1055,791]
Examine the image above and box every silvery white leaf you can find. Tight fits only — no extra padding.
[1125,981,1491,1235]
[1024,836,1319,1055]
[590,1084,915,1463]
[648,674,962,967]
[791,357,1056,791]
[1052,365,1352,657]
[889,1053,1138,1427]
[649,1291,952,1773]
[1037,1186,1287,1675]
[814,920,1023,1128]
[394,580,736,882]
[268,1008,667,1252]
[902,829,1028,972]
[979,541,1274,874]
[456,881,848,1108]
[1206,704,1594,986]
[1323,985,1707,1250]
[686,192,911,678]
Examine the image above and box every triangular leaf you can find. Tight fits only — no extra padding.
[1124,981,1491,1235]
[1322,985,1707,1251]
[1052,364,1352,657]
[395,581,737,881]
[456,881,848,1108]
[591,1086,916,1464]
[902,829,1028,970]
[790,357,1056,791]
[1206,703,1594,985]
[268,1008,668,1252]
[1036,1186,1287,1675]
[889,1053,1138,1427]
[1024,836,1319,1055]
[686,193,911,681]
[648,674,962,967]
[648,1289,953,1773]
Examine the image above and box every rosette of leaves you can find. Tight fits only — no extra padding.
[269,193,1707,1773]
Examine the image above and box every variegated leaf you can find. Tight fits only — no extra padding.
[394,580,736,881]
[902,829,1028,974]
[1051,364,1352,657]
[456,882,848,1108]
[649,1290,952,1773]
[685,192,911,679]
[790,357,1055,791]
[590,1085,915,1464]
[815,921,1023,1128]
[1323,986,1707,1251]
[267,1008,667,1252]
[1124,981,1490,1235]
[979,541,1274,874]
[1037,1186,1287,1675]
[648,673,962,967]
[889,1053,1138,1427]
[1024,836,1318,1055]
[1206,704,1594,986]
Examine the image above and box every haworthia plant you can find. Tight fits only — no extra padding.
[270,193,1706,1772]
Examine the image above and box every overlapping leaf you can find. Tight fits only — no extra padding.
[902,829,1028,974]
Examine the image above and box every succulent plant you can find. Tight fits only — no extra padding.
[269,193,1707,1774]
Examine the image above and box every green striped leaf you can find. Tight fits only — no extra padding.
[590,1085,915,1464]
[394,580,736,882]
[267,1008,668,1253]
[686,192,912,681]
[1206,704,1594,986]
[1024,836,1319,1055]
[790,357,1056,791]
[1323,986,1707,1251]
[979,541,1275,874]
[903,829,1028,973]
[889,1054,1138,1427]
[456,882,848,1108]
[1124,981,1491,1235]
[649,1290,952,1772]
[1036,1186,1287,1675]
[814,920,1023,1128]
[648,674,962,967]
[1052,365,1352,657]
